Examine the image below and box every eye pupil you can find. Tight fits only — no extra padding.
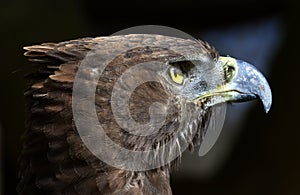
[173,68,177,77]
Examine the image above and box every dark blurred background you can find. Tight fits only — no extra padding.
[1,0,299,194]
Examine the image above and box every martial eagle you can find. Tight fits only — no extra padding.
[17,34,271,194]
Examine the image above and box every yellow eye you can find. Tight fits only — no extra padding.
[169,67,184,85]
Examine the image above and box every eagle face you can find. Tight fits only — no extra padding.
[160,54,271,117]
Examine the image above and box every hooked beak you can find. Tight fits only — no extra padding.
[198,56,272,113]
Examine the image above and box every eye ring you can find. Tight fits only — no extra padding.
[169,67,184,85]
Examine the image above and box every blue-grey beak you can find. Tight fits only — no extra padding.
[217,56,272,113]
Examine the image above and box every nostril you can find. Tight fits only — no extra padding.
[193,80,208,91]
[199,81,208,88]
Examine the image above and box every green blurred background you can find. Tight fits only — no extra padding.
[1,0,299,194]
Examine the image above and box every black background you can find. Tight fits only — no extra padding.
[1,0,299,194]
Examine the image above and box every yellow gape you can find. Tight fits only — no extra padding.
[169,67,184,85]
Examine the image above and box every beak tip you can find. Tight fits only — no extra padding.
[263,97,272,113]
[264,104,271,113]
[261,88,272,113]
